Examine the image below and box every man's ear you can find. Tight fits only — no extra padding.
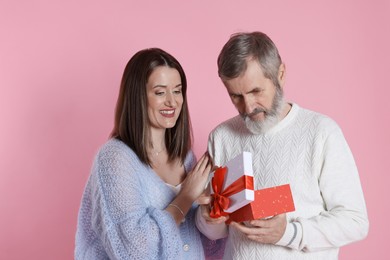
[278,63,286,88]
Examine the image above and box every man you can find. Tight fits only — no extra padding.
[196,31,369,259]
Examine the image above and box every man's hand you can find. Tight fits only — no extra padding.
[196,194,229,224]
[230,213,287,244]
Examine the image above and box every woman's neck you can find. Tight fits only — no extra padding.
[149,128,166,152]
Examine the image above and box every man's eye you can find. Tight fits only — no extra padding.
[252,88,263,94]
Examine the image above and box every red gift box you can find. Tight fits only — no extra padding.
[228,184,295,223]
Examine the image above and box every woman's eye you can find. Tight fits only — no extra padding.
[173,90,182,94]
[155,91,164,96]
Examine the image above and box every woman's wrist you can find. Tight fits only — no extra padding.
[167,203,185,223]
[166,194,193,225]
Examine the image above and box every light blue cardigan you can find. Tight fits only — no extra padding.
[75,139,208,259]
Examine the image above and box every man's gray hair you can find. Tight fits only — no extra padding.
[217,31,283,89]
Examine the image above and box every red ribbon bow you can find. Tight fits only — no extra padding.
[210,167,254,218]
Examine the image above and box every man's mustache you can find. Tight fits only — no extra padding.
[241,107,267,119]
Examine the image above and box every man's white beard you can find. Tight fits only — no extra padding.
[243,89,285,135]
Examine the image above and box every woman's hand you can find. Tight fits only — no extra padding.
[180,153,212,202]
[167,153,212,225]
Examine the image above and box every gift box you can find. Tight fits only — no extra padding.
[227,184,295,223]
[210,152,255,218]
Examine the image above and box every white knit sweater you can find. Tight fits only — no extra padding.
[198,103,368,260]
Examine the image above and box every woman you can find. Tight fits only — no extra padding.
[75,48,213,259]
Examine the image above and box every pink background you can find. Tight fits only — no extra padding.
[1,1,389,259]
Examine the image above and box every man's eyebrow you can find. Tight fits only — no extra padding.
[228,91,241,96]
[229,87,261,96]
[247,87,262,93]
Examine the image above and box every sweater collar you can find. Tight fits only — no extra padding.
[242,102,299,136]
[266,102,299,134]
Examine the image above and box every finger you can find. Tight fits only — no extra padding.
[194,153,208,171]
[203,211,228,223]
[203,184,211,195]
[205,217,228,225]
[197,154,210,172]
[196,195,211,205]
[249,219,268,228]
[203,152,215,169]
[203,162,212,176]
[230,222,264,236]
[208,153,215,169]
[250,213,285,228]
[274,213,286,219]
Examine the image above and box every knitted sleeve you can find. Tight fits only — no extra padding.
[90,141,182,260]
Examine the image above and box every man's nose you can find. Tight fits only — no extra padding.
[243,97,255,115]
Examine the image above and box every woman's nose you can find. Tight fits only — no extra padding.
[165,92,177,106]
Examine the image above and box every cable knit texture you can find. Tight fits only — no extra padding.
[75,138,221,259]
[206,103,368,260]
